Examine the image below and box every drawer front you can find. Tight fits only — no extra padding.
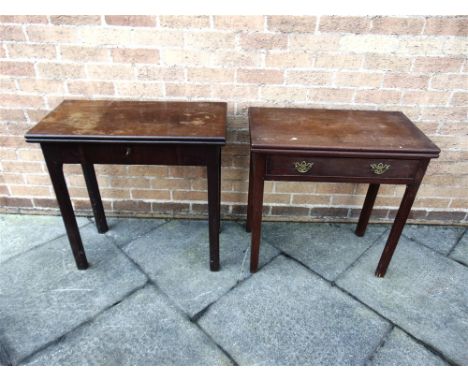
[58,143,211,165]
[266,155,419,181]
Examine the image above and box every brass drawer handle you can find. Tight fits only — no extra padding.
[370,163,391,175]
[125,147,132,156]
[294,161,314,174]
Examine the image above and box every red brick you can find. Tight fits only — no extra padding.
[60,46,110,62]
[67,81,115,96]
[17,79,64,94]
[267,16,316,33]
[0,16,48,24]
[214,16,264,31]
[315,54,363,69]
[335,72,383,88]
[412,57,464,73]
[319,16,369,34]
[239,33,287,50]
[50,15,102,25]
[159,16,209,29]
[187,68,234,83]
[310,207,349,218]
[0,94,44,108]
[383,74,430,89]
[37,63,86,80]
[237,69,284,84]
[286,71,333,86]
[370,17,424,35]
[431,74,467,90]
[451,92,468,106]
[424,16,468,36]
[26,26,80,43]
[33,198,58,209]
[6,43,57,59]
[354,89,402,105]
[364,54,412,72]
[271,206,310,216]
[0,61,35,76]
[113,200,152,213]
[164,83,211,98]
[111,48,160,64]
[0,25,26,41]
[0,196,33,208]
[137,66,184,81]
[105,15,156,27]
[152,202,190,215]
[185,32,235,50]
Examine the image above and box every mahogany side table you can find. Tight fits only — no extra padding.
[25,100,226,271]
[246,107,440,277]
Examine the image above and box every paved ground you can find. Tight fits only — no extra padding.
[0,213,466,366]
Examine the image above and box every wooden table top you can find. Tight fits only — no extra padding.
[249,107,440,157]
[25,100,227,144]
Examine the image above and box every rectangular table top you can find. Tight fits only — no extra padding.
[25,100,227,144]
[249,107,440,157]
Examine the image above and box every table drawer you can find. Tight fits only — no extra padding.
[266,155,419,181]
[57,143,212,165]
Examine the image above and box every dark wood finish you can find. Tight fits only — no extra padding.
[355,184,380,237]
[26,100,226,271]
[43,146,88,270]
[26,100,226,144]
[247,107,440,277]
[207,146,221,271]
[246,152,254,233]
[249,153,266,273]
[81,162,108,234]
[249,107,440,156]
[266,156,419,181]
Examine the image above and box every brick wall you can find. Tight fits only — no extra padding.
[1,15,467,224]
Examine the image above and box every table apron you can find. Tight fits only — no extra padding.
[40,142,220,166]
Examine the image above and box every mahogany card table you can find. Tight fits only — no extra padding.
[246,107,440,277]
[25,100,226,271]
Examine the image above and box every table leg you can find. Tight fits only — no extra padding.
[43,150,88,270]
[81,162,108,234]
[246,151,254,233]
[207,147,221,271]
[250,153,266,273]
[355,183,380,237]
[375,182,421,277]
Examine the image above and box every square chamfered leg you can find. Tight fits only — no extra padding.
[375,182,421,277]
[249,153,266,273]
[246,151,254,233]
[207,146,221,271]
[81,162,108,234]
[355,183,380,237]
[42,144,88,270]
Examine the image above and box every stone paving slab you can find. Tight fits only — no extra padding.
[262,222,387,281]
[123,220,280,317]
[101,217,167,247]
[0,214,89,263]
[24,285,232,366]
[199,256,391,365]
[450,230,468,266]
[336,235,468,365]
[0,225,147,365]
[368,328,447,366]
[402,225,466,255]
